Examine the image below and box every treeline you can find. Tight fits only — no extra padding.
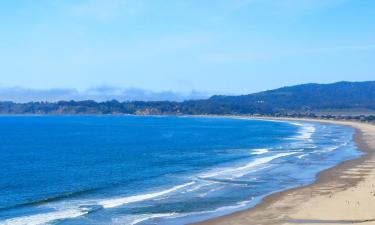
[0,100,178,115]
[0,100,269,115]
[271,112,375,123]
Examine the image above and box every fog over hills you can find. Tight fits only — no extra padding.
[0,86,209,103]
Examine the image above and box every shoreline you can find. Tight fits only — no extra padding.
[194,118,375,225]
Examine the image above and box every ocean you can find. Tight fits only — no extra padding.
[0,116,362,225]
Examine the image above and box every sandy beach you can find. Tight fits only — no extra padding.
[195,119,375,225]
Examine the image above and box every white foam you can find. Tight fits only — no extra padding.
[198,186,226,198]
[0,209,88,225]
[314,142,348,154]
[296,154,307,159]
[243,118,289,123]
[99,182,195,209]
[205,199,253,214]
[200,152,297,179]
[184,182,213,193]
[119,199,254,225]
[290,122,316,141]
[250,148,269,155]
[235,118,317,142]
[116,213,178,225]
[289,122,303,126]
[321,146,340,153]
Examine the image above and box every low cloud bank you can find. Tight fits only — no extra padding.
[0,87,210,103]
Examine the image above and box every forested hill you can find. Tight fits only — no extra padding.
[208,81,375,113]
[0,81,375,115]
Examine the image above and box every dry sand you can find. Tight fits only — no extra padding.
[195,119,375,225]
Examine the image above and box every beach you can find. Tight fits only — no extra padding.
[196,119,375,225]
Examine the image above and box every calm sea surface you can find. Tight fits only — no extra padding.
[0,116,361,224]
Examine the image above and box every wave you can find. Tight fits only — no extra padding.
[0,181,206,224]
[296,154,307,159]
[0,187,102,212]
[250,148,269,155]
[241,118,289,124]
[121,213,178,225]
[288,122,316,141]
[288,122,303,126]
[199,152,297,179]
[198,177,262,186]
[99,182,195,209]
[0,182,195,225]
[124,199,254,225]
[239,118,317,142]
[0,208,89,225]
[313,142,349,154]
[183,182,214,193]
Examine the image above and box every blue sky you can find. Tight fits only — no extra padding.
[0,0,374,100]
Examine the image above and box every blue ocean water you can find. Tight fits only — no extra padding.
[0,116,361,225]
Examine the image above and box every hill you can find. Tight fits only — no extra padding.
[207,81,375,114]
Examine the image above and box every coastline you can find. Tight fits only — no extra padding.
[194,118,375,225]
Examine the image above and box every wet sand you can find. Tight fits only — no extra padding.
[195,119,375,225]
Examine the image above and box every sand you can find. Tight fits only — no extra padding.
[194,119,375,225]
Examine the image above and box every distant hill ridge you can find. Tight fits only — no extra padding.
[0,81,374,115]
[208,81,375,113]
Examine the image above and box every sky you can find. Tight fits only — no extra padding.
[0,0,374,101]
